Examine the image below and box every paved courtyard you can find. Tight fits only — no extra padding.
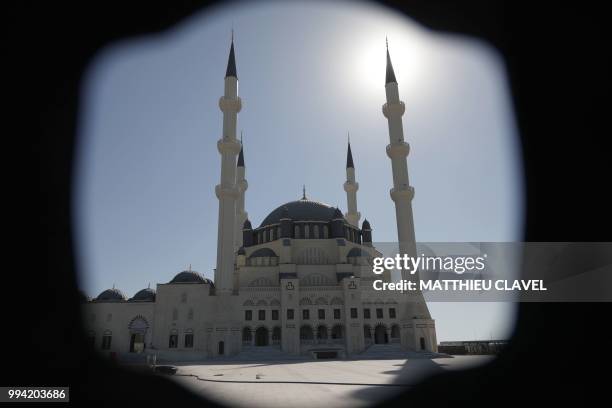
[170,355,492,407]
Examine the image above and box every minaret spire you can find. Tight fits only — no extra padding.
[237,132,245,167]
[235,132,248,251]
[344,137,360,227]
[385,38,397,84]
[346,136,354,169]
[226,32,237,78]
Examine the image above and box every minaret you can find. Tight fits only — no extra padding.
[235,137,248,251]
[214,35,242,295]
[383,41,432,321]
[383,41,417,276]
[343,137,361,227]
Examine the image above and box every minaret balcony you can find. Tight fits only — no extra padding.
[218,96,242,113]
[382,101,405,118]
[236,179,248,192]
[215,184,240,199]
[386,141,410,159]
[217,138,242,155]
[390,185,415,202]
[343,180,359,193]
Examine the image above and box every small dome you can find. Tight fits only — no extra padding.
[95,288,126,302]
[237,246,246,255]
[243,219,252,230]
[129,287,156,302]
[362,219,371,230]
[169,270,213,285]
[249,248,278,258]
[333,207,343,218]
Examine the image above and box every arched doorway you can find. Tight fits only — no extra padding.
[390,324,400,342]
[218,341,225,355]
[317,325,328,342]
[242,327,252,345]
[331,324,344,343]
[374,325,388,344]
[300,325,314,343]
[128,316,148,353]
[255,327,269,346]
[272,327,281,345]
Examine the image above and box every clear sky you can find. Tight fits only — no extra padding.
[74,0,523,342]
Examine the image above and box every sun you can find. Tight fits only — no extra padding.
[353,25,431,99]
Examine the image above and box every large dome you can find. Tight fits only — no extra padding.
[260,199,343,227]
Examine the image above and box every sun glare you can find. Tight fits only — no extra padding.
[353,24,431,99]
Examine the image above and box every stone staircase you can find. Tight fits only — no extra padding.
[357,343,448,360]
[221,346,310,361]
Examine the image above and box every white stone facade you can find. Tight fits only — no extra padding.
[82,39,437,360]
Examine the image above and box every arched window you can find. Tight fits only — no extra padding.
[294,225,300,239]
[218,341,225,355]
[101,330,112,350]
[169,329,178,348]
[313,225,320,238]
[270,228,275,241]
[184,329,194,348]
[188,308,194,320]
[304,224,310,238]
[323,225,329,239]
[277,227,281,239]
[242,327,252,343]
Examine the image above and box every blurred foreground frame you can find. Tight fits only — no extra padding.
[17,0,610,406]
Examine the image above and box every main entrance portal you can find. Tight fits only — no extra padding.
[374,325,388,344]
[255,327,269,346]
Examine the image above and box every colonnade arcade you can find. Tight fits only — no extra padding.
[242,326,281,346]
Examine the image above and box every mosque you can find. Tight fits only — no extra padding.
[82,37,437,359]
